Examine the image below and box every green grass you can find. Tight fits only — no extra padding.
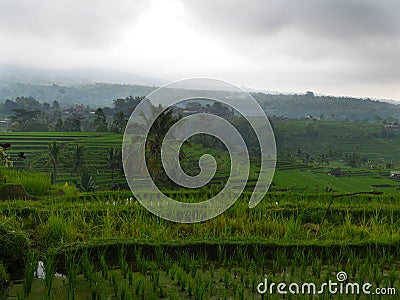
[1,188,400,299]
[7,243,400,299]
[1,132,126,188]
[2,121,400,299]
[273,119,400,162]
[273,167,400,193]
[1,191,400,247]
[3,128,400,193]
[0,168,51,196]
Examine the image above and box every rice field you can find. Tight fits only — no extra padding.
[8,245,400,299]
[2,191,400,299]
[0,132,125,188]
[1,129,399,193]
[2,120,400,299]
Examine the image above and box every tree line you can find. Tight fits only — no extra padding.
[0,105,187,191]
[2,96,143,133]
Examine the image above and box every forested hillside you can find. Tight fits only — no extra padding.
[0,82,155,107]
[1,81,400,122]
[253,92,400,121]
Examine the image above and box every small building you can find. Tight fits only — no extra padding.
[389,171,400,178]
[384,125,400,131]
[328,169,344,177]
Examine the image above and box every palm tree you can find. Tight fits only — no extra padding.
[43,140,63,184]
[107,147,122,185]
[127,106,182,183]
[71,144,85,178]
[79,171,96,192]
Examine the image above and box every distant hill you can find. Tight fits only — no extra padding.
[0,79,399,122]
[0,82,156,107]
[252,92,400,122]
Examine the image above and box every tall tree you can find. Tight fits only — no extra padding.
[52,100,60,110]
[71,144,85,178]
[64,114,82,132]
[111,111,128,134]
[54,118,65,132]
[43,140,64,184]
[146,107,179,178]
[107,147,122,185]
[94,108,108,132]
[126,106,181,183]
[112,96,143,115]
[10,109,43,131]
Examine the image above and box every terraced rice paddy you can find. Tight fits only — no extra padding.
[1,132,125,188]
[1,131,400,193]
[2,191,400,299]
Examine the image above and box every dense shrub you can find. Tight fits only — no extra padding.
[0,149,12,168]
[40,215,76,247]
[0,184,31,200]
[0,261,9,298]
[0,226,30,271]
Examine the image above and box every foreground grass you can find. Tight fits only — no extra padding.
[1,191,400,249]
[1,191,400,299]
[8,246,400,299]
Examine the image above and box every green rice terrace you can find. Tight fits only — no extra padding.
[3,120,400,193]
[1,119,400,299]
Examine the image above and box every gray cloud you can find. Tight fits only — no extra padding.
[0,0,149,47]
[183,0,400,90]
[184,0,400,40]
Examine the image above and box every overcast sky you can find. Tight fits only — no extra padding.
[0,0,399,100]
